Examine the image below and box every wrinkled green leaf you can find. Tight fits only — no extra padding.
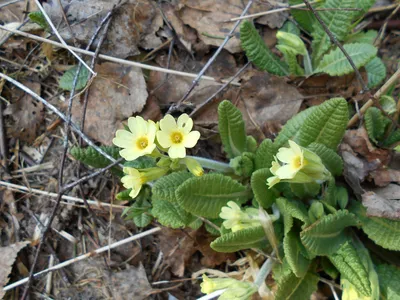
[307,142,343,176]
[284,231,311,278]
[364,107,391,144]
[254,139,276,170]
[251,168,278,209]
[275,271,319,300]
[152,171,193,203]
[276,197,309,235]
[376,264,400,300]
[59,65,90,91]
[365,57,387,89]
[152,198,196,229]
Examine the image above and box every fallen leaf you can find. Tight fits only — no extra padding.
[0,241,30,298]
[371,183,400,200]
[362,190,400,220]
[370,169,400,187]
[69,62,148,145]
[43,0,163,58]
[4,81,44,143]
[157,228,197,277]
[343,128,391,164]
[106,263,152,300]
[239,70,303,137]
[178,0,287,53]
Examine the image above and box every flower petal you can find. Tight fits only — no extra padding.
[113,130,134,148]
[160,114,176,133]
[123,167,140,176]
[156,131,172,148]
[119,148,140,161]
[168,145,186,158]
[276,147,295,164]
[177,114,193,133]
[267,176,280,188]
[183,131,200,148]
[147,120,157,143]
[135,116,147,135]
[127,117,138,135]
[129,185,141,199]
[275,164,297,179]
[289,140,302,156]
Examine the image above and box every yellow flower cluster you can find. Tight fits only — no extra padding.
[113,114,201,199]
[113,114,200,161]
[267,140,330,188]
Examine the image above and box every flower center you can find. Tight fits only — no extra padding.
[293,155,302,169]
[171,131,183,144]
[136,137,149,150]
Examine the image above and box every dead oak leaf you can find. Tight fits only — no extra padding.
[0,241,30,299]
[370,169,400,187]
[70,62,148,145]
[4,81,44,143]
[362,190,400,220]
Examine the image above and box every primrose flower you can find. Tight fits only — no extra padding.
[183,157,204,176]
[121,167,168,199]
[156,114,200,159]
[113,116,157,161]
[267,140,330,188]
[200,275,257,300]
[220,201,260,232]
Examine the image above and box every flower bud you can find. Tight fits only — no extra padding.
[229,152,255,177]
[183,157,204,176]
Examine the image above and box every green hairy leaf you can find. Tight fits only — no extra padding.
[124,156,156,169]
[383,129,400,147]
[328,242,371,296]
[297,98,349,149]
[251,168,278,209]
[116,189,132,201]
[380,95,396,114]
[321,257,339,279]
[275,271,319,300]
[123,198,153,227]
[376,264,400,300]
[364,107,391,144]
[276,45,305,76]
[70,146,122,175]
[315,43,377,76]
[152,171,193,203]
[176,173,249,218]
[254,139,276,170]
[280,20,300,36]
[59,65,90,91]
[152,198,196,229]
[290,182,321,199]
[307,143,344,176]
[28,11,49,30]
[311,0,357,65]
[300,210,359,255]
[210,226,267,252]
[353,0,376,19]
[288,0,317,33]
[324,177,337,207]
[284,231,311,278]
[365,57,387,88]
[346,30,378,44]
[350,202,400,251]
[218,100,247,158]
[274,106,318,148]
[240,21,289,76]
[276,197,309,235]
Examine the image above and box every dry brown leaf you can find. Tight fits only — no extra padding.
[0,241,30,299]
[157,228,198,277]
[70,62,148,145]
[362,190,400,220]
[178,0,287,53]
[239,70,303,138]
[4,81,44,143]
[370,169,400,187]
[43,0,163,58]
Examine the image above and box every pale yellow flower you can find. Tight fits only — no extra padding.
[200,275,238,294]
[220,201,260,232]
[113,116,157,161]
[156,114,200,159]
[275,140,305,179]
[267,140,330,188]
[120,167,145,199]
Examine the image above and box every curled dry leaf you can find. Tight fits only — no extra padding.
[0,241,30,299]
[4,81,44,143]
[70,62,148,145]
[43,0,163,58]
[362,189,400,220]
[178,0,287,53]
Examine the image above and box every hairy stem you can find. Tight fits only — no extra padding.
[189,156,233,173]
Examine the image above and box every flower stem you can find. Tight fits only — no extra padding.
[189,156,233,173]
[254,252,276,288]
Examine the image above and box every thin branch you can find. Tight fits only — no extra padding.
[3,227,162,291]
[348,67,400,127]
[0,72,123,167]
[169,0,254,112]
[34,0,95,75]
[0,0,22,9]
[0,25,240,86]
[190,61,250,117]
[0,180,126,210]
[302,0,369,93]
[228,0,319,22]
